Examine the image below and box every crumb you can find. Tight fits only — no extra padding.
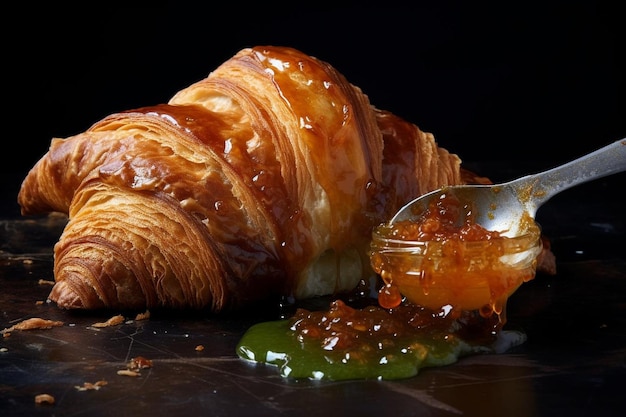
[135,310,150,321]
[35,393,55,405]
[38,279,55,286]
[91,315,125,328]
[118,356,153,377]
[117,369,141,377]
[36,300,44,305]
[127,356,153,371]
[195,345,205,352]
[75,380,108,391]
[1,318,64,334]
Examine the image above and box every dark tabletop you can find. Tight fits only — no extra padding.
[1,172,625,417]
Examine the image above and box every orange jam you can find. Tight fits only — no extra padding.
[370,190,543,325]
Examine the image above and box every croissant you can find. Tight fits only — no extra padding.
[18,46,483,312]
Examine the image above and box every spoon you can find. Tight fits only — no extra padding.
[390,139,626,237]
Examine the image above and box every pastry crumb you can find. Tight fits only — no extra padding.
[1,318,64,334]
[117,369,141,377]
[35,393,55,405]
[127,356,153,371]
[91,315,125,328]
[135,310,150,321]
[75,380,108,391]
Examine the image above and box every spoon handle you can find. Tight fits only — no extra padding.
[510,139,626,213]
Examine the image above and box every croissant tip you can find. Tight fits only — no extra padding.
[48,281,87,309]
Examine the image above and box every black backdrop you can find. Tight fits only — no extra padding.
[3,2,625,218]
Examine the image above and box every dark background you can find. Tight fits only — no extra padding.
[3,2,624,218]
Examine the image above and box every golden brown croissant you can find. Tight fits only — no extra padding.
[18,46,481,312]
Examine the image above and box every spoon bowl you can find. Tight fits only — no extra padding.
[390,139,626,235]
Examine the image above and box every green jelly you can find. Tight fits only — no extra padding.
[236,319,524,381]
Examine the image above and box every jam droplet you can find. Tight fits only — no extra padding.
[378,283,402,309]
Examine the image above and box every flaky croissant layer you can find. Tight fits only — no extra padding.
[19,46,474,311]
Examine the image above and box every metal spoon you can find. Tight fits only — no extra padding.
[389,139,626,237]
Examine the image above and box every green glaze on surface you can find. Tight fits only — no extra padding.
[236,319,519,381]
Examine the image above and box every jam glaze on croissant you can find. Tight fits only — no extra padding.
[18,46,477,312]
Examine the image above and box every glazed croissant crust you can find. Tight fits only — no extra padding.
[18,46,480,312]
